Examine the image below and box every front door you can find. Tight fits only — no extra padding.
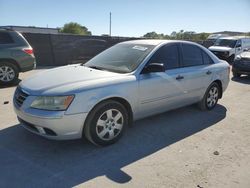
[138,44,186,118]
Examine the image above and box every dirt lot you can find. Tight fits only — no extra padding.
[0,68,250,188]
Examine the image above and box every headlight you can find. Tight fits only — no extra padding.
[30,95,74,111]
[235,55,241,61]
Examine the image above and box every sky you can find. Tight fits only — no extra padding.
[0,0,250,37]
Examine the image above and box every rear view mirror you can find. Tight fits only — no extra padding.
[141,63,165,74]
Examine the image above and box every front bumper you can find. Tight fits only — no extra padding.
[14,104,88,140]
[232,61,250,75]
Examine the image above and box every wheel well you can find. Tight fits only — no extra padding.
[106,97,133,126]
[0,58,20,71]
[214,80,223,99]
[90,97,134,126]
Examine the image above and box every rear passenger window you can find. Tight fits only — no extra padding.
[182,43,203,67]
[0,32,14,44]
[202,51,213,64]
[149,44,179,70]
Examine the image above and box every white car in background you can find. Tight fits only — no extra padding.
[209,36,250,63]
[13,40,230,146]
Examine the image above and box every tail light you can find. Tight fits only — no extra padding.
[23,48,34,56]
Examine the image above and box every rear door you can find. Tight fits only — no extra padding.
[177,43,214,102]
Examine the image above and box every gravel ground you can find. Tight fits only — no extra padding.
[0,68,250,188]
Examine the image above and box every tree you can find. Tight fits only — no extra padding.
[143,32,168,39]
[60,22,92,35]
[143,31,160,38]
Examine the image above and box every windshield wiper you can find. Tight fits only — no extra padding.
[83,65,105,70]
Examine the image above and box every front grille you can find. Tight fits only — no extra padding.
[14,87,29,107]
[211,51,228,60]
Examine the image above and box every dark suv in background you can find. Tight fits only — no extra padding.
[232,48,250,78]
[0,29,36,85]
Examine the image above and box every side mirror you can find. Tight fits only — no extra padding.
[243,48,249,52]
[141,63,165,74]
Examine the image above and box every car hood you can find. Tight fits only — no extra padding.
[208,46,232,52]
[239,52,250,59]
[20,65,134,95]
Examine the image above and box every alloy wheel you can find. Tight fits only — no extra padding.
[96,109,124,141]
[206,86,219,108]
[0,66,15,82]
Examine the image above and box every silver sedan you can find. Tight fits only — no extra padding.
[13,40,230,146]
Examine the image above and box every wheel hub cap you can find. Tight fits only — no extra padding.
[207,86,218,108]
[0,66,15,82]
[96,109,124,141]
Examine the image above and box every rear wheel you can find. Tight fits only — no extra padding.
[0,62,19,85]
[84,100,128,146]
[198,82,220,111]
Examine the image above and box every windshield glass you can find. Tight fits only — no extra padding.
[214,39,237,48]
[84,43,155,73]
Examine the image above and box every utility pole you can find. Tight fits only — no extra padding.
[109,12,112,36]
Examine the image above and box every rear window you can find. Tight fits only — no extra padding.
[182,43,203,67]
[0,32,14,44]
[202,51,214,64]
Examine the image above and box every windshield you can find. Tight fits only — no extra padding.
[84,43,155,73]
[214,39,237,48]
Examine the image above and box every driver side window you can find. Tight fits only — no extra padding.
[148,44,179,70]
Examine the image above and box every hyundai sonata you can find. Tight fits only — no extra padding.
[13,40,230,146]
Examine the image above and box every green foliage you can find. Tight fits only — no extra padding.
[143,32,162,39]
[60,22,92,35]
[143,30,210,41]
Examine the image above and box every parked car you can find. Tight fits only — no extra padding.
[208,36,250,64]
[0,28,36,85]
[13,40,230,146]
[232,48,250,77]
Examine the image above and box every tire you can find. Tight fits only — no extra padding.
[233,71,241,78]
[198,82,220,111]
[84,100,128,146]
[0,62,19,85]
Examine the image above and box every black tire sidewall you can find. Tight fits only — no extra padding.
[0,62,19,85]
[85,101,128,146]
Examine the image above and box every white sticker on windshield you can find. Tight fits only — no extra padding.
[132,46,148,51]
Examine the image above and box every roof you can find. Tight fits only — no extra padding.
[1,25,59,30]
[219,36,250,40]
[121,39,198,46]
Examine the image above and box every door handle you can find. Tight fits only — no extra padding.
[176,75,184,80]
[206,70,212,75]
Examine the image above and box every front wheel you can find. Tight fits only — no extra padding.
[84,100,128,146]
[198,82,220,111]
